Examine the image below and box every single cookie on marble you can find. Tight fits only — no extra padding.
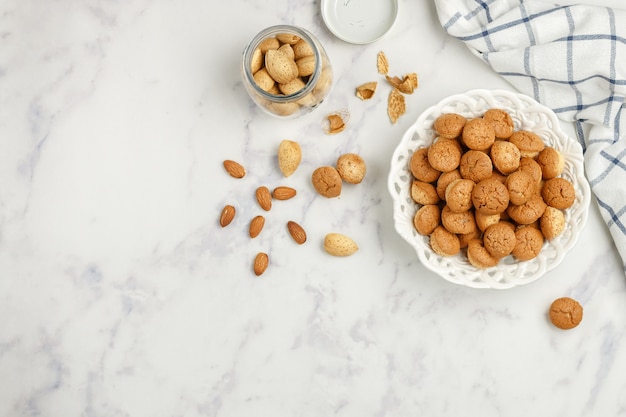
[509,130,545,158]
[413,204,441,236]
[506,170,536,205]
[311,166,342,198]
[441,205,477,235]
[466,238,499,269]
[462,118,496,151]
[483,221,517,258]
[430,225,461,256]
[436,169,462,200]
[549,297,583,330]
[541,177,575,209]
[540,206,566,240]
[536,147,564,180]
[483,108,514,139]
[460,150,493,183]
[491,140,521,175]
[445,178,475,213]
[411,180,440,205]
[409,147,441,183]
[507,195,547,225]
[336,153,366,184]
[512,225,545,260]
[472,178,510,215]
[433,113,467,139]
[428,137,462,172]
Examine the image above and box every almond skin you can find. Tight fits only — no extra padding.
[256,186,272,211]
[323,233,359,256]
[273,186,297,200]
[254,252,269,276]
[249,215,265,238]
[223,160,246,178]
[219,205,236,227]
[287,221,307,244]
[278,140,302,177]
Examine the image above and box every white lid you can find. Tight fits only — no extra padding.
[321,0,398,44]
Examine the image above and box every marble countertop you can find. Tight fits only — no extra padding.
[2,1,626,416]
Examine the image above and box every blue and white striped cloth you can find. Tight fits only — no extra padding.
[434,0,626,272]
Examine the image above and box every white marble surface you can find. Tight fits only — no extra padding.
[1,1,625,416]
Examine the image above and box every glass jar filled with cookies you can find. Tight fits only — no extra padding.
[242,25,333,118]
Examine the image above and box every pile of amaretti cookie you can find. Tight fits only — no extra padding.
[409,108,576,269]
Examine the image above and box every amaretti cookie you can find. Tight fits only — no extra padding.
[549,297,583,330]
[483,221,516,258]
[445,179,475,213]
[413,204,441,235]
[472,178,510,215]
[430,225,461,256]
[542,177,575,209]
[475,210,500,232]
[428,138,462,172]
[518,156,543,185]
[433,113,467,139]
[411,180,440,205]
[462,118,496,151]
[336,153,366,184]
[410,147,441,183]
[507,195,547,225]
[512,225,544,260]
[491,140,521,174]
[506,170,536,205]
[460,150,493,183]
[436,169,462,200]
[441,205,477,234]
[536,147,564,180]
[509,130,545,158]
[483,108,514,139]
[540,206,566,240]
[466,239,499,269]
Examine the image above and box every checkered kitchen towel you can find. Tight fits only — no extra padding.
[434,0,626,272]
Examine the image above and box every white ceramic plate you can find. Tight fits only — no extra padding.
[388,89,591,289]
[321,0,398,44]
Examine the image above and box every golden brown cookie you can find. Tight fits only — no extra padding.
[490,140,521,174]
[540,206,566,240]
[549,297,583,330]
[311,166,342,197]
[409,147,441,183]
[507,195,547,225]
[411,180,440,205]
[433,113,467,139]
[441,205,477,234]
[506,170,536,205]
[458,228,481,249]
[428,138,462,172]
[430,225,461,256]
[536,147,565,180]
[472,178,510,215]
[436,169,462,200]
[509,130,545,158]
[445,179,475,213]
[541,177,576,209]
[413,204,441,235]
[475,210,500,232]
[519,156,543,185]
[483,222,517,258]
[336,153,366,184]
[462,118,496,151]
[512,225,544,260]
[483,108,515,139]
[459,150,493,183]
[466,238,499,269]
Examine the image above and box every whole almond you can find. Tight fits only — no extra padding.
[219,205,236,227]
[256,186,272,211]
[251,47,263,73]
[254,252,269,276]
[223,160,246,178]
[293,39,314,60]
[249,215,265,238]
[276,33,301,45]
[265,49,298,84]
[323,233,359,257]
[296,55,316,77]
[287,221,307,244]
[253,68,275,93]
[273,186,297,200]
[277,139,302,177]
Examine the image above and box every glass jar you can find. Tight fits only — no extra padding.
[242,25,333,119]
